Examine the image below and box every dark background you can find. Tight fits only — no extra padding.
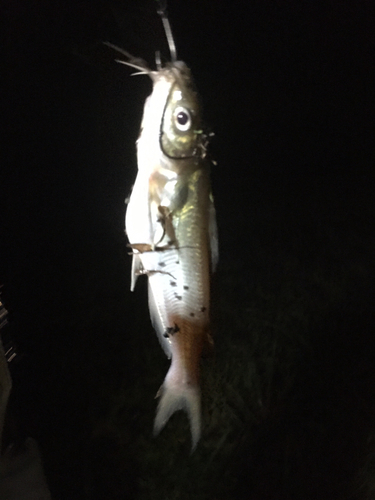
[1,1,374,499]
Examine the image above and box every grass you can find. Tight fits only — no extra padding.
[5,211,374,499]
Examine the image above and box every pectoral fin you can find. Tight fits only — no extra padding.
[130,254,143,291]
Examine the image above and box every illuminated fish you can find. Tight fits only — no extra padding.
[106,4,218,449]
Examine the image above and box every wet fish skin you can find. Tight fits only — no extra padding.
[125,60,218,450]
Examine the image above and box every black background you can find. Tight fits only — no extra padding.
[1,1,374,499]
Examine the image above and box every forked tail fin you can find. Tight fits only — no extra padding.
[153,374,201,451]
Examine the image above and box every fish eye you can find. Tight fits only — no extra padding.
[174,106,192,132]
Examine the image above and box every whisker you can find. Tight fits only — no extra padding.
[155,50,162,71]
[104,41,151,73]
[115,59,150,73]
[103,41,135,60]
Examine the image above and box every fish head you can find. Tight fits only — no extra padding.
[137,61,207,177]
[155,62,204,161]
[104,42,209,173]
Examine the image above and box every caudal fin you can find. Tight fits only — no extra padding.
[153,376,201,451]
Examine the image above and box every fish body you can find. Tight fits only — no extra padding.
[123,55,217,449]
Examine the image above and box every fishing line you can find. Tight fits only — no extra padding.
[156,0,177,62]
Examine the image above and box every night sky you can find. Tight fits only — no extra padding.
[1,1,374,499]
